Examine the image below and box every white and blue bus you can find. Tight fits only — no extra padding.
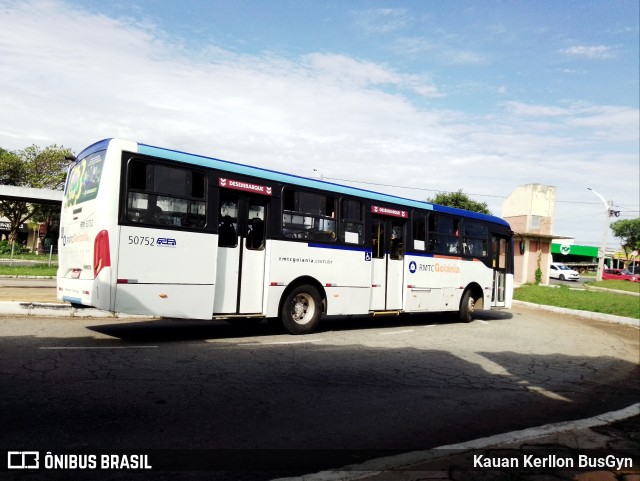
[57,139,513,334]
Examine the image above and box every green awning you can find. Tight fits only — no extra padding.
[551,243,599,257]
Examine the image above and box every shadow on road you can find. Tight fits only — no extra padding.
[86,309,514,342]
[0,307,637,480]
[0,328,638,454]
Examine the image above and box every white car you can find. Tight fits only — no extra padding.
[549,263,580,281]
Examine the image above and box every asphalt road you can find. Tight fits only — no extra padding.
[1,304,639,479]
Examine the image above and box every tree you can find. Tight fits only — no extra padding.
[0,144,72,242]
[611,218,640,266]
[427,189,491,215]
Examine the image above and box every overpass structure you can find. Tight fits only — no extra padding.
[0,185,63,205]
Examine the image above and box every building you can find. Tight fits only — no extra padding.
[0,185,62,253]
[502,184,570,285]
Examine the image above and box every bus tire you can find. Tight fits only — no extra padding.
[459,289,475,323]
[281,284,322,335]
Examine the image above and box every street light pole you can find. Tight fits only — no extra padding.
[587,188,612,282]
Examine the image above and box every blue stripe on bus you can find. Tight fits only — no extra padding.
[406,252,435,258]
[76,138,112,161]
[136,142,509,227]
[307,243,371,252]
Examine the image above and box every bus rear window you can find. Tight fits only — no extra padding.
[64,151,106,207]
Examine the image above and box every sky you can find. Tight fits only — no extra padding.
[0,0,638,248]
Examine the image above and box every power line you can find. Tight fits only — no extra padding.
[322,176,636,207]
[323,176,506,199]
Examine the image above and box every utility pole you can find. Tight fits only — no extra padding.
[587,188,612,282]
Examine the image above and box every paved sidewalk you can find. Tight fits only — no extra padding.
[274,404,640,481]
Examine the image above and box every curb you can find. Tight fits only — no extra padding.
[584,284,640,297]
[513,300,639,328]
[271,403,640,481]
[0,302,155,319]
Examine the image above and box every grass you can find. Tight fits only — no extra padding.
[0,253,58,278]
[0,264,58,277]
[514,284,639,319]
[585,279,640,294]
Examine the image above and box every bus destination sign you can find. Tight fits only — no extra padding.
[371,205,408,218]
[219,178,273,196]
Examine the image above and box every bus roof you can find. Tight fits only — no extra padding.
[79,138,510,228]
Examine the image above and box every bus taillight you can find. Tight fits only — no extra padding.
[94,230,111,278]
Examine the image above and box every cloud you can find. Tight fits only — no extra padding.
[440,49,487,66]
[560,45,616,59]
[506,102,571,117]
[389,36,487,66]
[0,0,637,246]
[302,53,442,98]
[505,102,639,142]
[352,8,410,35]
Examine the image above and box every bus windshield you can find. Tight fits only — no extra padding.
[64,150,106,207]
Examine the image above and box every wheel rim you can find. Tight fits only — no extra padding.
[467,297,475,318]
[290,293,315,325]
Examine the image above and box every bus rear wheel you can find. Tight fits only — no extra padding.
[458,290,475,323]
[281,284,322,335]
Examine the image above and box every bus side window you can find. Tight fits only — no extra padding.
[463,221,488,257]
[371,218,385,258]
[282,189,336,241]
[247,217,264,249]
[412,213,425,251]
[390,220,404,260]
[219,195,238,247]
[340,199,364,245]
[125,159,207,229]
[427,214,460,255]
[246,201,265,250]
[449,218,460,254]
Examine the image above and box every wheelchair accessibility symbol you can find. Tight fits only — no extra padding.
[365,252,372,261]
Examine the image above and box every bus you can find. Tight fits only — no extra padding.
[57,139,513,334]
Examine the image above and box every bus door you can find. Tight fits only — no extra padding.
[214,192,268,314]
[491,235,508,307]
[370,215,406,311]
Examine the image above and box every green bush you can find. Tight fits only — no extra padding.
[0,240,29,255]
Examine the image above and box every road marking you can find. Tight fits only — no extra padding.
[455,351,572,402]
[40,346,159,350]
[262,339,324,345]
[524,384,571,402]
[477,320,489,325]
[229,339,325,346]
[379,329,414,335]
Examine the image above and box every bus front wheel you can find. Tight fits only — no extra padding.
[459,290,475,323]
[281,284,322,335]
